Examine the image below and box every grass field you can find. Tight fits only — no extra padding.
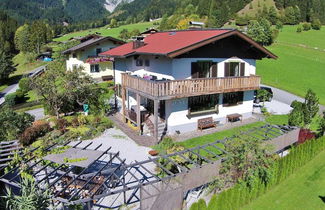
[243,149,325,210]
[54,21,158,42]
[257,26,325,105]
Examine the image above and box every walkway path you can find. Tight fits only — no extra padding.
[0,65,47,105]
[262,84,325,114]
[26,108,45,120]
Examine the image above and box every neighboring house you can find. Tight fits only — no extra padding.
[63,36,125,81]
[100,29,277,141]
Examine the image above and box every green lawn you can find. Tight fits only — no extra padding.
[13,52,46,76]
[242,149,325,210]
[257,26,325,105]
[54,21,159,42]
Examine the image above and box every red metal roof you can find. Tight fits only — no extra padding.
[100,29,232,57]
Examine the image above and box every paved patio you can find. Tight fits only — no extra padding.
[69,127,153,165]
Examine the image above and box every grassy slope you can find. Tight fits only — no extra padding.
[237,0,277,17]
[243,149,325,210]
[54,21,158,42]
[257,26,325,105]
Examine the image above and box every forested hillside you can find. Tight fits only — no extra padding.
[274,0,325,23]
[0,0,109,24]
[112,0,325,26]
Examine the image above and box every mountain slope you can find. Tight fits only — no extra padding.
[0,0,110,24]
[104,0,134,13]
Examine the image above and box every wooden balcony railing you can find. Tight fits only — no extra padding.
[121,73,260,99]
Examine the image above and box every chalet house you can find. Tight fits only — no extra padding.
[63,36,125,81]
[100,29,277,141]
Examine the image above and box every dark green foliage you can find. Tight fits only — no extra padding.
[197,137,325,210]
[303,89,319,125]
[275,0,325,24]
[317,112,325,136]
[0,106,34,141]
[311,18,321,30]
[18,78,31,93]
[4,93,17,107]
[0,11,17,54]
[0,50,16,81]
[0,0,109,24]
[247,18,274,46]
[302,22,311,31]
[221,137,274,188]
[288,90,319,127]
[296,25,302,33]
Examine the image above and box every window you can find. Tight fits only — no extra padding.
[136,59,143,66]
[72,53,77,58]
[191,61,218,78]
[145,59,150,67]
[224,62,245,77]
[90,64,100,73]
[189,94,219,113]
[96,48,102,56]
[223,92,244,107]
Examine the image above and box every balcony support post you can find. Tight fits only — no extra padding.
[136,93,141,134]
[121,87,127,123]
[154,99,159,142]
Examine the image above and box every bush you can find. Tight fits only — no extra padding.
[0,107,34,141]
[296,26,302,33]
[302,22,311,31]
[19,122,51,146]
[19,78,31,93]
[311,19,321,30]
[5,93,17,107]
[55,118,69,130]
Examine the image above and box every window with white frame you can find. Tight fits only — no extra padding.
[224,62,245,77]
[90,64,100,73]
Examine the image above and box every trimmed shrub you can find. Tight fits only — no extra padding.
[5,93,17,107]
[311,19,321,30]
[296,26,302,33]
[302,22,311,31]
[19,122,51,146]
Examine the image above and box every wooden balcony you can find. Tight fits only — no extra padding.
[121,73,260,99]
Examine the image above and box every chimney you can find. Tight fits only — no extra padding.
[133,36,145,49]
[188,21,205,29]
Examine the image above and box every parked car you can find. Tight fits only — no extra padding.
[254,86,273,103]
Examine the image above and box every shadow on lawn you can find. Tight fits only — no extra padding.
[319,196,325,203]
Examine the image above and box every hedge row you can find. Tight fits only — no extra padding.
[191,137,325,210]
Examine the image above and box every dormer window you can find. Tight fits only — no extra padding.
[224,62,245,77]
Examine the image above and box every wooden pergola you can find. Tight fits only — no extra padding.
[0,124,298,209]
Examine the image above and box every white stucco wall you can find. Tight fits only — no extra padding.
[114,56,256,83]
[114,55,257,134]
[166,91,254,134]
[66,40,119,79]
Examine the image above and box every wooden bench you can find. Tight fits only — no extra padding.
[198,117,217,131]
[101,75,114,81]
[226,113,243,123]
